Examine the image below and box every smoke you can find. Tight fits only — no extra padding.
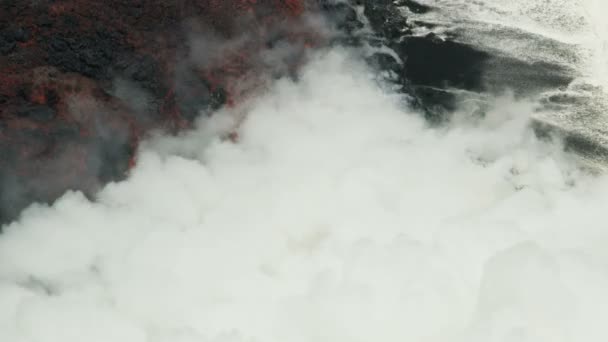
[0,47,607,341]
[0,92,134,224]
[184,7,326,100]
[581,0,608,88]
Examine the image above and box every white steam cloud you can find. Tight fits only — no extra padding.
[1,49,608,342]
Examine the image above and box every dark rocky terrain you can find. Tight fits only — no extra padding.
[0,0,313,223]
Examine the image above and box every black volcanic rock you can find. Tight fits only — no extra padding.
[17,105,57,121]
[401,0,432,14]
[363,0,411,41]
[0,0,314,225]
[318,1,363,34]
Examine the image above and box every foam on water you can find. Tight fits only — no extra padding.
[581,0,608,88]
[410,0,608,166]
[412,0,608,86]
[1,48,608,342]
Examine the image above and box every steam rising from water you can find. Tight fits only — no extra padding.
[412,0,608,88]
[1,48,608,342]
[582,0,608,87]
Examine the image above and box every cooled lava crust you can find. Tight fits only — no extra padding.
[0,0,317,223]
